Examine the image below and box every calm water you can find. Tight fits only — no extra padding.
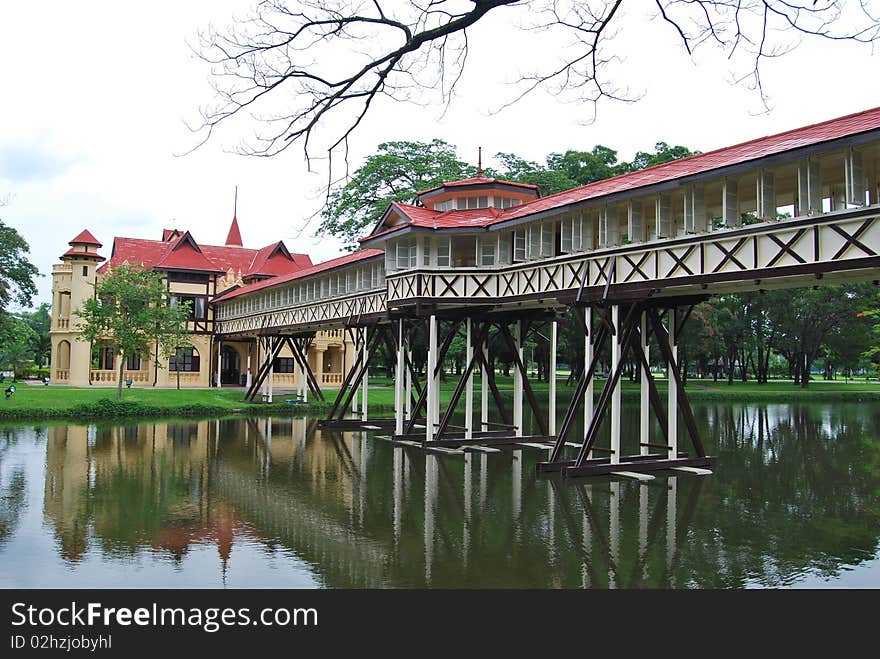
[1,401,879,588]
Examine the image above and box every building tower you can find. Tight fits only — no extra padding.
[49,230,105,386]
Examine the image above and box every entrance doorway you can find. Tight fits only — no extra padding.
[220,346,241,385]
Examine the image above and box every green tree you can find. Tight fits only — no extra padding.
[18,303,51,367]
[0,315,38,375]
[495,152,578,195]
[0,219,39,314]
[320,139,474,247]
[546,146,624,185]
[626,142,698,171]
[74,264,192,399]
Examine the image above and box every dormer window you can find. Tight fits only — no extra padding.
[455,196,489,210]
[435,199,455,212]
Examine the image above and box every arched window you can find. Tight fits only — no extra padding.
[56,341,71,370]
[169,347,200,372]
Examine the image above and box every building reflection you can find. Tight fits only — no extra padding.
[38,402,880,587]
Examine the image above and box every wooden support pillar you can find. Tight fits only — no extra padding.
[426,314,438,442]
[610,305,621,465]
[640,311,650,456]
[513,320,523,437]
[361,327,369,422]
[668,308,678,459]
[465,318,474,440]
[481,332,489,432]
[406,344,413,420]
[584,308,594,449]
[549,319,557,436]
[267,337,275,404]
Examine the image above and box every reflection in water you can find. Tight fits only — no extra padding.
[0,401,878,587]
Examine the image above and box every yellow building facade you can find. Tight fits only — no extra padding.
[49,222,356,389]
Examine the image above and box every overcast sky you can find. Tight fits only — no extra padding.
[1,1,878,307]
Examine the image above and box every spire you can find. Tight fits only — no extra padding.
[477,146,483,178]
[225,186,243,247]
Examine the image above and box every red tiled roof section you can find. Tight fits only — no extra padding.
[499,104,880,224]
[61,247,105,261]
[417,177,539,196]
[244,242,314,278]
[154,233,223,272]
[225,217,243,247]
[69,229,102,247]
[216,249,384,302]
[362,203,503,242]
[99,234,313,279]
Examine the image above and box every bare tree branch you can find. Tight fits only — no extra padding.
[188,0,880,202]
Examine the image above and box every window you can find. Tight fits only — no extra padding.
[479,236,496,266]
[125,353,142,371]
[493,197,521,209]
[274,357,296,373]
[455,196,489,210]
[169,347,200,372]
[82,266,89,277]
[435,199,454,212]
[385,245,397,272]
[436,237,451,267]
[91,344,115,370]
[541,222,554,257]
[171,295,207,319]
[528,224,541,260]
[498,232,512,265]
[395,238,418,270]
[560,216,584,254]
[513,229,527,262]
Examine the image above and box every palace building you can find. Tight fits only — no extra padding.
[49,216,358,389]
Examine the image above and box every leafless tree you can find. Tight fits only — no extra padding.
[190,0,879,177]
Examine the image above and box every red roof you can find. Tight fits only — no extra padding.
[154,233,223,272]
[416,177,539,196]
[364,105,880,241]
[215,249,383,301]
[98,232,313,280]
[61,247,105,261]
[69,229,102,247]
[363,202,505,241]
[225,217,243,247]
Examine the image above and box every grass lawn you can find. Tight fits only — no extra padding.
[2,374,878,422]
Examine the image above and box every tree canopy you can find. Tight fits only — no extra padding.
[320,139,475,248]
[0,219,39,314]
[75,264,192,399]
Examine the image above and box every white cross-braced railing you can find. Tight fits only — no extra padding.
[386,207,880,305]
